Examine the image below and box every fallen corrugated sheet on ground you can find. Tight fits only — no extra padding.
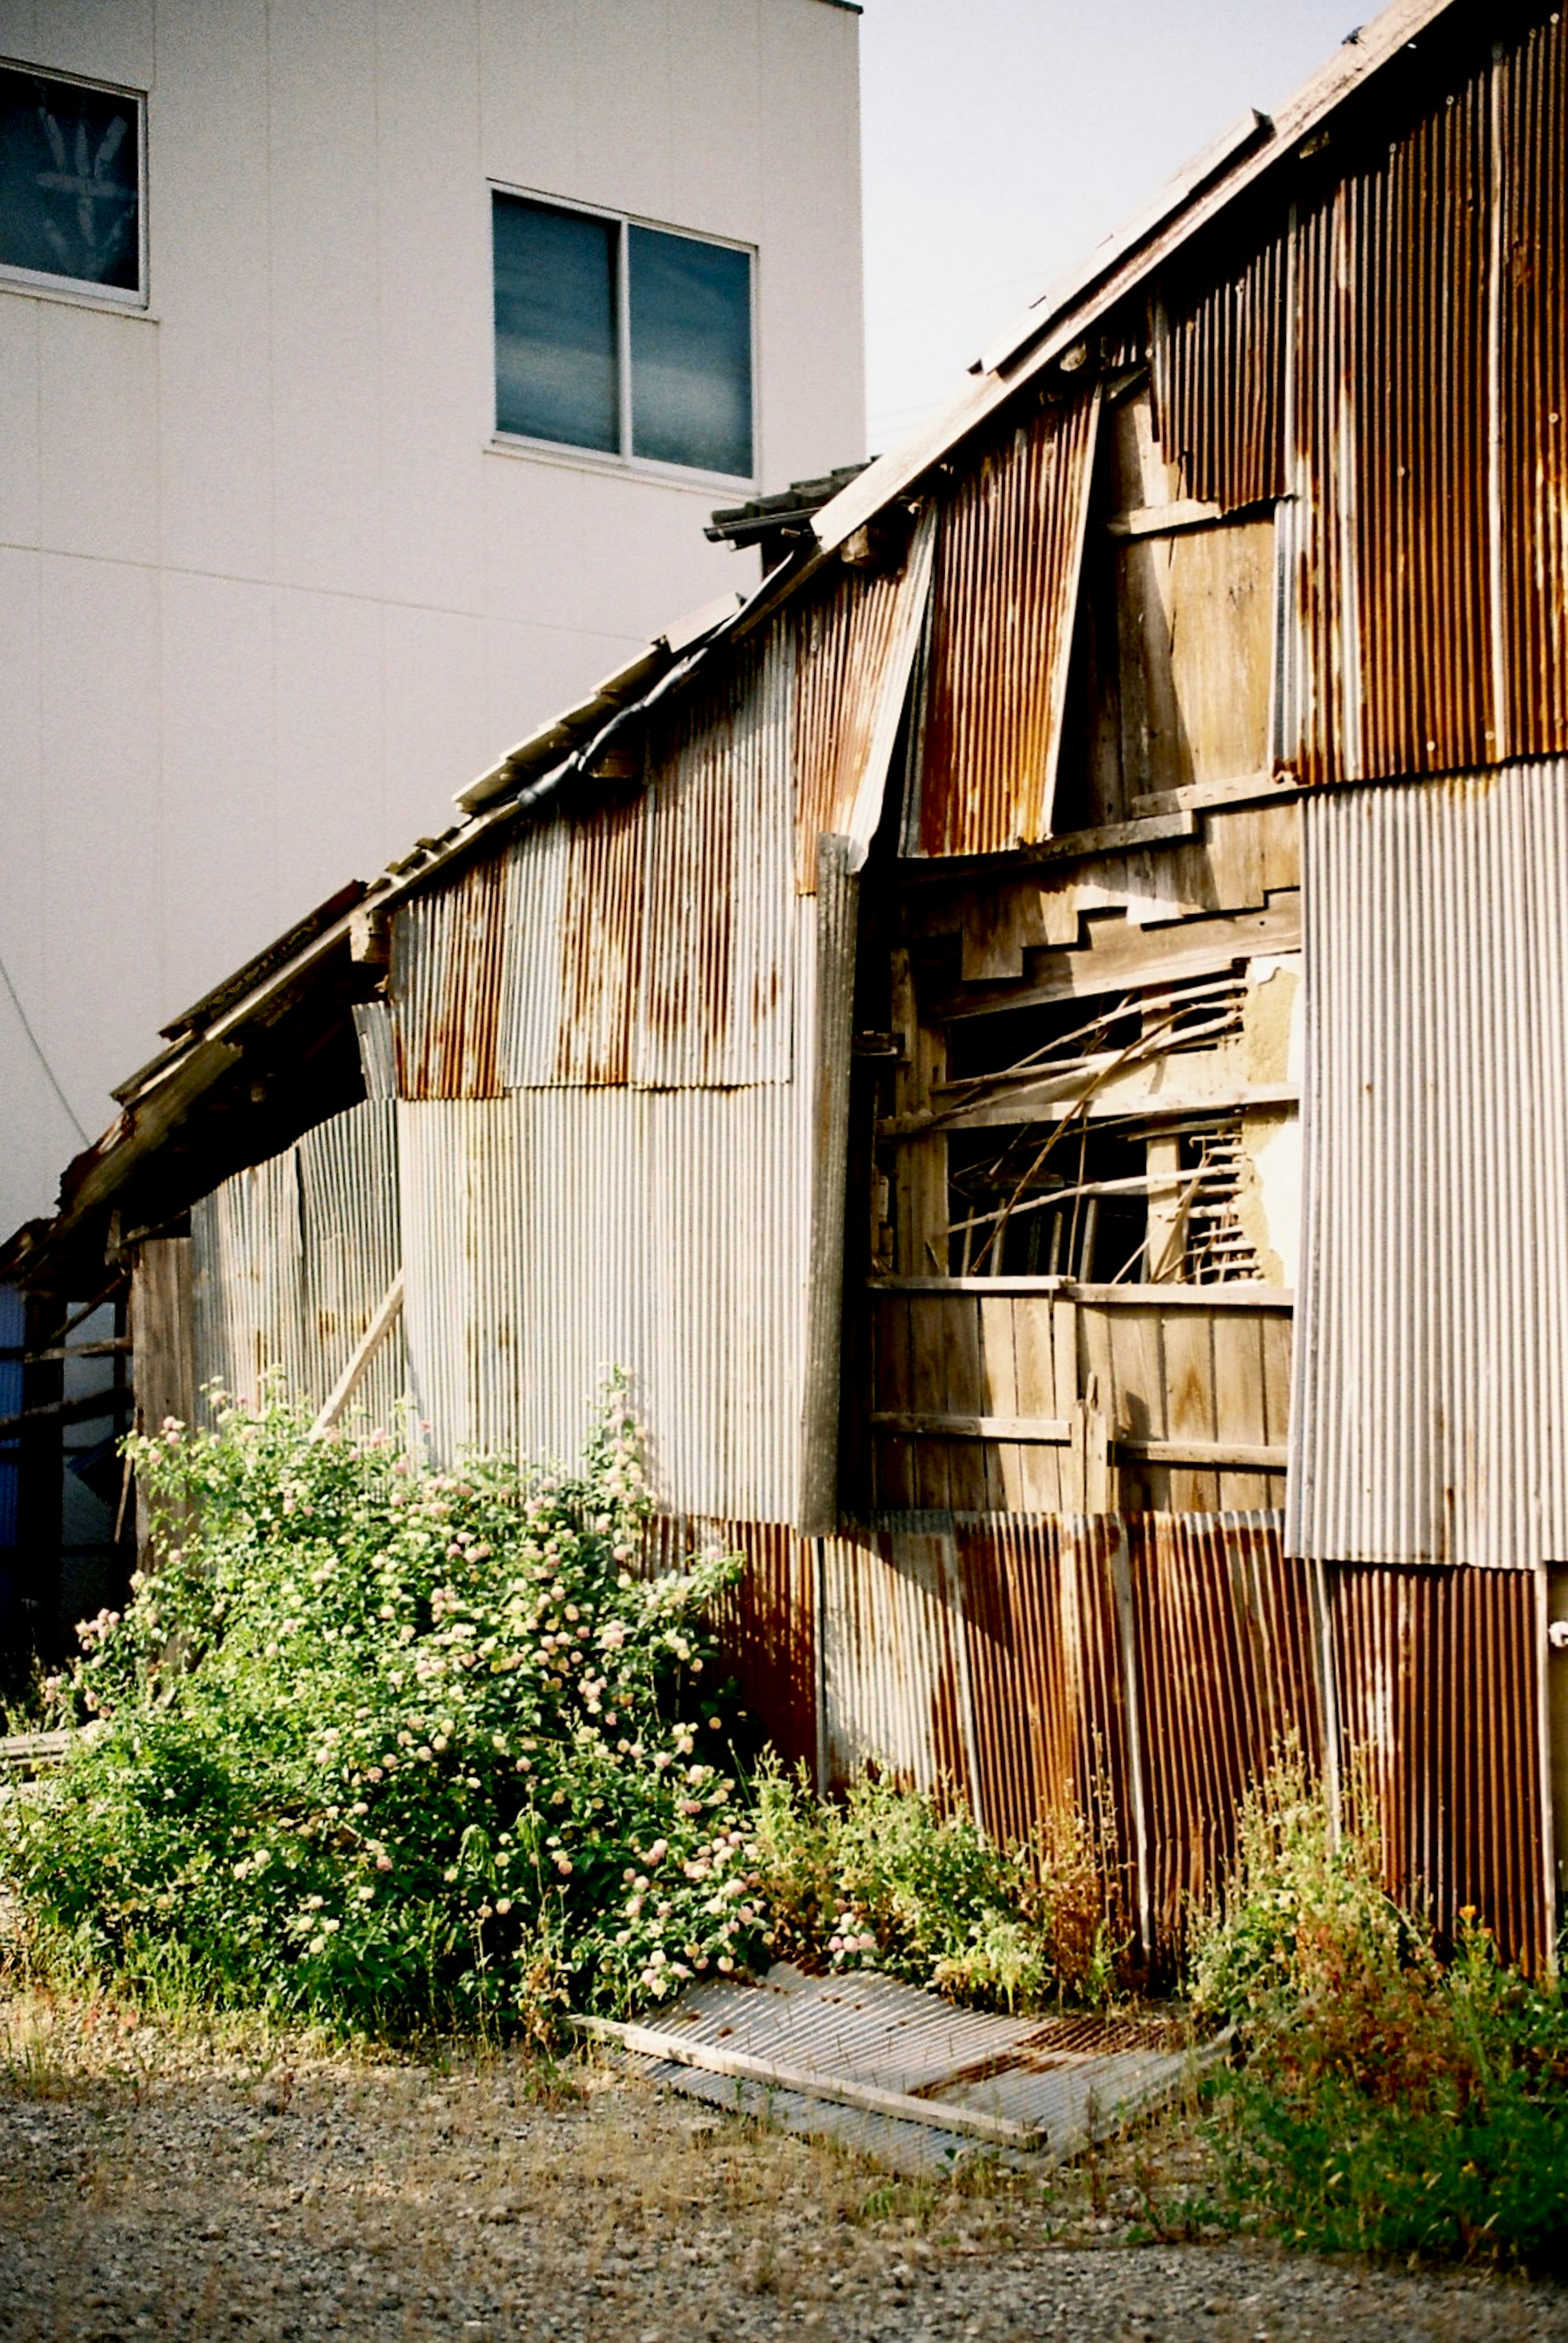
[580,1961,1209,2178]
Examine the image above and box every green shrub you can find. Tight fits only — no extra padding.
[3,1386,1100,2041]
[1193,1752,1568,2274]
[749,1759,1116,2011]
[2,1384,773,2036]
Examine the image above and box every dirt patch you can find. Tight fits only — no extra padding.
[2,1987,1566,2341]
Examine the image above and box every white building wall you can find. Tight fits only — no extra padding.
[0,0,864,1235]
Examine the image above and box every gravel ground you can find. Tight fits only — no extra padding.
[3,1989,1567,2342]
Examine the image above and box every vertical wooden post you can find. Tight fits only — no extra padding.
[129,1239,197,1562]
[888,945,948,1275]
[18,1290,64,1662]
[799,836,858,1538]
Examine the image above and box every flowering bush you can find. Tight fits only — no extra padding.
[2,1384,773,2035]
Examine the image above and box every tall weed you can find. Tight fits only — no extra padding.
[1193,1749,1568,2274]
[749,1759,1118,2010]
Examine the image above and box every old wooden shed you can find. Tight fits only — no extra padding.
[6,0,1566,1966]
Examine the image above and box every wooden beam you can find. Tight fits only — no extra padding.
[798,837,858,1534]
[1106,498,1226,538]
[867,1276,1294,1309]
[1128,770,1302,818]
[1113,1437,1287,1469]
[935,896,1302,1022]
[896,810,1196,887]
[311,1273,405,1436]
[572,2015,1043,2151]
[879,1075,1297,1138]
[870,1411,1071,1444]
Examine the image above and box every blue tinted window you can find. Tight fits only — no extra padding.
[493,193,618,452]
[0,66,140,292]
[628,226,751,478]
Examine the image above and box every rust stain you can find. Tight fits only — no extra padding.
[1331,1559,1547,1973]
[792,561,913,893]
[389,855,508,1100]
[917,389,1100,858]
[1147,17,1568,788]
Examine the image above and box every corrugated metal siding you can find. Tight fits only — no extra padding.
[911,388,1100,858]
[1149,13,1568,788]
[398,952,815,1519]
[190,1099,404,1429]
[694,1511,1541,1968]
[1292,763,1568,1569]
[353,999,397,1101]
[1332,1561,1548,1973]
[822,1528,975,1794]
[790,510,934,890]
[390,853,508,1099]
[1500,12,1568,758]
[392,638,796,1097]
[1129,1516,1323,1951]
[644,1514,818,1778]
[1150,231,1288,513]
[956,1514,1138,1938]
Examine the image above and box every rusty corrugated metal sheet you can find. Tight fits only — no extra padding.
[821,1526,975,1795]
[956,1514,1138,1937]
[1500,11,1568,761]
[1331,1559,1548,1971]
[638,1509,1548,1973]
[1148,15,1568,789]
[790,510,934,892]
[190,1099,404,1429]
[396,1006,815,1519]
[1291,763,1568,1569]
[910,388,1100,858]
[644,1514,818,1779]
[390,855,508,1099]
[1150,230,1287,514]
[1129,1514,1324,1954]
[391,639,796,1097]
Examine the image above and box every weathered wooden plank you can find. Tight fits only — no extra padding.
[1010,1295,1065,1507]
[131,1238,196,1435]
[869,1412,1071,1442]
[976,1293,1024,1508]
[1129,770,1301,818]
[799,836,858,1536]
[906,1293,955,1510]
[1115,1438,1286,1469]
[1211,1308,1271,1508]
[881,1072,1296,1136]
[866,1276,1293,1308]
[1162,1306,1220,1512]
[870,1295,915,1512]
[940,1293,991,1510]
[936,896,1301,1022]
[1259,1307,1296,1450]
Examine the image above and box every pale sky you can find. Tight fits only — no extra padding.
[859,0,1363,452]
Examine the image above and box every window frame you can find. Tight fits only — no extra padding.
[0,56,148,309]
[488,181,757,491]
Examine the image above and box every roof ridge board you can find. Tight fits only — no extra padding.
[810,0,1461,558]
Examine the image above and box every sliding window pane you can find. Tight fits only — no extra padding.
[0,67,140,292]
[628,226,751,478]
[493,193,618,452]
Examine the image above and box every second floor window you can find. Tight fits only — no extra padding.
[493,191,753,483]
[0,61,143,298]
